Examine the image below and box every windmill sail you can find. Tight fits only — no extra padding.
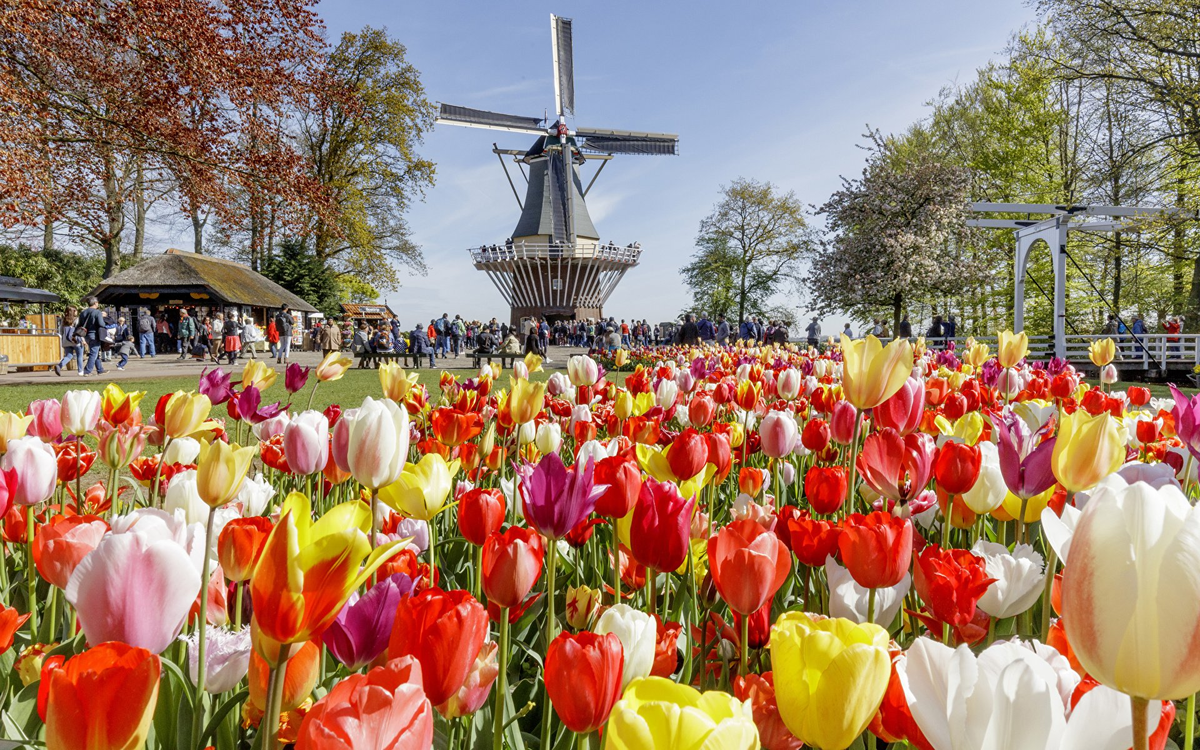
[437,104,545,134]
[551,15,574,116]
[576,127,679,155]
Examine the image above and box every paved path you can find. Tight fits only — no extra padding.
[7,345,586,385]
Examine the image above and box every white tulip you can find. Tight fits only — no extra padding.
[594,603,656,689]
[184,626,251,694]
[235,473,275,517]
[60,389,101,436]
[163,470,207,525]
[1040,504,1081,564]
[825,555,910,625]
[535,422,562,456]
[961,441,1005,514]
[655,379,678,410]
[972,540,1045,619]
[163,436,201,465]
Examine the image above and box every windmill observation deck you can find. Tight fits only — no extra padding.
[470,241,641,323]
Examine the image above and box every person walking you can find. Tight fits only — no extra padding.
[274,306,294,364]
[451,315,465,357]
[113,315,134,370]
[240,316,261,360]
[77,296,106,376]
[944,314,957,340]
[221,312,242,365]
[805,316,821,347]
[176,309,197,359]
[716,315,730,345]
[318,317,342,357]
[897,314,912,339]
[53,306,83,376]
[155,314,172,354]
[137,309,156,358]
[209,312,226,363]
[678,314,700,345]
[266,317,279,359]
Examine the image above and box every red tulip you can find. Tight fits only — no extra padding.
[836,512,913,589]
[43,642,161,750]
[688,392,716,428]
[0,603,31,655]
[733,673,804,750]
[481,527,544,609]
[874,377,924,435]
[666,428,708,483]
[800,418,830,453]
[868,649,936,750]
[932,442,982,495]
[593,455,642,519]
[705,432,732,484]
[784,512,842,568]
[388,589,488,706]
[732,601,772,648]
[629,476,694,574]
[54,441,96,483]
[708,519,789,615]
[1051,372,1080,400]
[295,655,433,750]
[913,545,995,627]
[829,400,858,445]
[1127,385,1151,407]
[249,639,320,712]
[738,467,766,498]
[942,392,968,421]
[545,630,625,733]
[855,427,936,502]
[458,488,505,546]
[804,466,848,515]
[650,616,683,677]
[1135,419,1160,445]
[217,516,274,583]
[429,407,484,447]
[32,514,108,589]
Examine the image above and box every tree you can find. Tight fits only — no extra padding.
[259,239,342,317]
[0,0,334,276]
[297,27,435,291]
[682,178,810,323]
[0,244,103,310]
[809,130,973,334]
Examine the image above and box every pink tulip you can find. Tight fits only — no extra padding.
[60,390,101,437]
[776,368,803,401]
[333,398,409,490]
[1,436,58,506]
[27,399,62,443]
[873,377,925,435]
[437,640,499,718]
[829,401,859,446]
[65,520,202,654]
[759,411,799,460]
[283,410,330,476]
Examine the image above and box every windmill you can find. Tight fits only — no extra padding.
[436,14,678,327]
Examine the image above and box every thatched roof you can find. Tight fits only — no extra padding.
[91,249,317,313]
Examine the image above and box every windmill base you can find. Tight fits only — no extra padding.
[510,305,602,330]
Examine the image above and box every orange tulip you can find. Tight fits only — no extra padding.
[218,516,275,583]
[32,514,108,589]
[43,642,160,750]
[295,655,433,750]
[429,407,484,447]
[249,493,402,652]
[0,603,31,655]
[101,383,144,426]
[249,639,320,712]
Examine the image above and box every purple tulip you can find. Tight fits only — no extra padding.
[227,387,288,425]
[1169,384,1200,460]
[199,367,235,406]
[994,409,1057,499]
[516,452,607,540]
[322,573,413,670]
[285,362,311,394]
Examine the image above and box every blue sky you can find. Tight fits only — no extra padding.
[324,1,1038,328]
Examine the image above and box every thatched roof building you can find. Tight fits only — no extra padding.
[90,249,317,313]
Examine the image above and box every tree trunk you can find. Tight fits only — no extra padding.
[42,210,53,253]
[132,158,146,264]
[191,206,205,254]
[892,292,902,338]
[101,151,125,278]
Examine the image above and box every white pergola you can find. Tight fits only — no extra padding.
[966,202,1190,359]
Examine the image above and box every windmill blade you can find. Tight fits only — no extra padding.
[551,15,574,116]
[576,127,679,155]
[436,104,546,135]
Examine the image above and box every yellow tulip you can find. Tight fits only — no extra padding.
[316,351,352,382]
[1088,337,1116,367]
[162,391,212,440]
[770,612,890,750]
[378,453,461,521]
[963,342,990,369]
[998,484,1055,523]
[933,412,985,446]
[523,351,544,373]
[631,392,655,418]
[379,362,420,401]
[249,492,402,654]
[614,349,629,368]
[240,360,277,391]
[195,439,257,508]
[725,420,745,449]
[508,377,546,425]
[912,336,927,358]
[101,383,145,424]
[0,411,33,453]
[604,677,759,750]
[1051,409,1127,492]
[996,330,1029,368]
[839,334,913,410]
[614,389,635,421]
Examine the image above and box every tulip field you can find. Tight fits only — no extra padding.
[1,335,1199,750]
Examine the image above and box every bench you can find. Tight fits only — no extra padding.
[356,350,421,369]
[470,351,519,370]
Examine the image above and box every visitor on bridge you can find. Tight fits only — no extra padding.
[898,314,912,339]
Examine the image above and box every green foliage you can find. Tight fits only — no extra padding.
[0,243,105,310]
[259,239,342,317]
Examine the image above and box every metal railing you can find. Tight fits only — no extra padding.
[894,333,1200,370]
[469,241,642,265]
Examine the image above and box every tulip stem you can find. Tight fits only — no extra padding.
[26,505,36,638]
[1184,692,1195,750]
[738,614,749,677]
[846,412,862,512]
[263,650,290,750]
[1038,548,1057,640]
[192,505,216,747]
[493,610,510,750]
[369,488,378,554]
[74,440,82,512]
[867,586,877,625]
[541,541,559,750]
[428,513,438,577]
[306,380,319,411]
[611,525,621,604]
[151,437,173,508]
[234,582,244,631]
[646,569,657,619]
[1130,696,1149,750]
